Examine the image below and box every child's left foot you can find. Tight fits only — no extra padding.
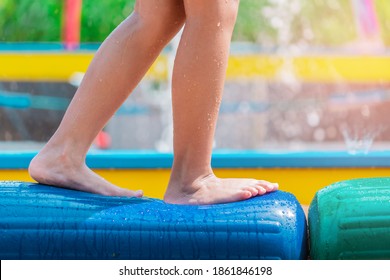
[164,173,278,205]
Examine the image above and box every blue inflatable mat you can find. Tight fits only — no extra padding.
[0,181,307,260]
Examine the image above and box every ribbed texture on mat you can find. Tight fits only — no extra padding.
[309,177,390,260]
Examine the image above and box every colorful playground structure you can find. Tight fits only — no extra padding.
[1,175,390,259]
[1,0,390,260]
[1,41,390,204]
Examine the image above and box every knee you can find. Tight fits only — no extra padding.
[185,0,239,32]
[135,2,186,40]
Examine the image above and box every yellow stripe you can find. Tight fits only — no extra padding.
[0,53,168,82]
[2,167,389,205]
[293,56,390,83]
[0,53,92,81]
[1,53,390,82]
[214,168,390,205]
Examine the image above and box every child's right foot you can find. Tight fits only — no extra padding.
[28,149,143,197]
[164,173,278,205]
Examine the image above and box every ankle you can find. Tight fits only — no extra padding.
[169,164,213,189]
[35,142,86,169]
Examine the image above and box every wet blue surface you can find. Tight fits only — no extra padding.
[0,181,307,260]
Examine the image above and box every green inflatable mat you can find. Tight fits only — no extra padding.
[309,177,390,260]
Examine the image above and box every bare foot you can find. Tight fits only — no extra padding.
[28,149,143,197]
[164,173,278,205]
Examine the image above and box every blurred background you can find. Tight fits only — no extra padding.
[0,0,389,153]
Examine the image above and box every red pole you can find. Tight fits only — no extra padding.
[63,0,82,50]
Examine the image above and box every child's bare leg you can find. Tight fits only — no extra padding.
[164,0,278,205]
[29,0,185,196]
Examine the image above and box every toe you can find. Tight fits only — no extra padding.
[241,190,253,200]
[116,188,143,198]
[257,180,278,192]
[256,186,267,195]
[246,187,259,196]
[134,190,143,198]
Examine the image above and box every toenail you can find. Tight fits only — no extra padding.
[259,187,266,194]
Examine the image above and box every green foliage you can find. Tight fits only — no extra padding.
[233,0,273,42]
[233,0,357,46]
[376,0,390,46]
[300,0,356,46]
[80,0,135,42]
[0,0,135,42]
[0,0,61,41]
